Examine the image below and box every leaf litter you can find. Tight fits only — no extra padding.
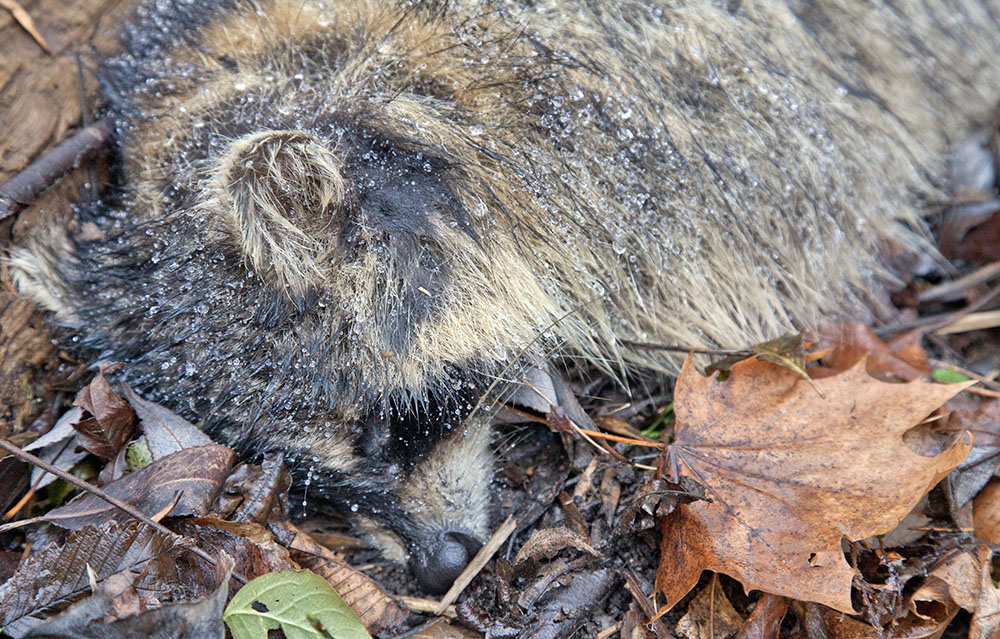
[2,328,1000,638]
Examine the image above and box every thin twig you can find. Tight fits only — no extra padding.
[918,261,1000,304]
[0,437,232,579]
[0,117,113,220]
[877,283,1000,337]
[577,427,664,449]
[966,386,1000,399]
[620,339,750,357]
[434,515,517,615]
[933,310,1000,335]
[397,596,456,617]
[924,284,1000,335]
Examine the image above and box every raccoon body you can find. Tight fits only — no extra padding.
[9,0,1000,592]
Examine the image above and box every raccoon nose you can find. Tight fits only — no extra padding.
[411,531,483,593]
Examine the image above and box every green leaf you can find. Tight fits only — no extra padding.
[932,368,972,383]
[641,403,674,440]
[223,570,371,639]
[125,437,153,471]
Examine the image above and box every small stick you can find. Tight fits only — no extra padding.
[918,261,1000,304]
[577,427,664,449]
[434,514,517,615]
[0,117,113,221]
[966,386,1000,399]
[620,340,751,357]
[0,437,227,577]
[397,596,456,617]
[933,309,1000,335]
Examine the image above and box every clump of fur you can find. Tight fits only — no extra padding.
[8,0,1000,591]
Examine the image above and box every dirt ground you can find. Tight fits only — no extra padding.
[0,0,135,437]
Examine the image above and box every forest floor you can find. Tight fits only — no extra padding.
[1,2,999,639]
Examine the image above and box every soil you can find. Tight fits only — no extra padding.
[0,0,133,437]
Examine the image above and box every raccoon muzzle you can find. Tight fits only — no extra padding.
[410,530,483,593]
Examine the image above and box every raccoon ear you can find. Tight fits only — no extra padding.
[211,130,345,295]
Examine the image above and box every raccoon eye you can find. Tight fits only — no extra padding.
[212,130,345,295]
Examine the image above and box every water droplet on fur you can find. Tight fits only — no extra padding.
[301,465,314,510]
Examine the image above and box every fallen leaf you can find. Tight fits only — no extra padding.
[173,516,295,582]
[0,520,188,637]
[973,478,1000,544]
[656,356,972,614]
[120,385,212,459]
[818,607,880,639]
[942,399,1000,513]
[0,453,29,515]
[618,478,706,536]
[811,324,930,382]
[410,620,482,639]
[734,593,786,639]
[675,578,744,639]
[217,453,290,524]
[42,444,235,530]
[223,570,372,639]
[21,554,232,639]
[72,369,137,461]
[897,545,988,636]
[969,548,1000,639]
[276,521,409,634]
[514,526,602,564]
[600,467,621,525]
[22,407,89,491]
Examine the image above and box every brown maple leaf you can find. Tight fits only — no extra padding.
[656,356,973,614]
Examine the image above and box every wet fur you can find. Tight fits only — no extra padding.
[9,0,1000,584]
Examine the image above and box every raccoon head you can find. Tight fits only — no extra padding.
[9,0,564,593]
[204,128,527,591]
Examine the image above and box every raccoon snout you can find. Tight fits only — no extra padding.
[410,530,483,593]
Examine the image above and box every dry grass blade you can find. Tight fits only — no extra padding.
[0,0,50,54]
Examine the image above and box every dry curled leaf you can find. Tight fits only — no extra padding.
[675,579,744,639]
[811,323,930,381]
[72,369,137,461]
[887,545,990,638]
[656,356,972,614]
[513,526,602,564]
